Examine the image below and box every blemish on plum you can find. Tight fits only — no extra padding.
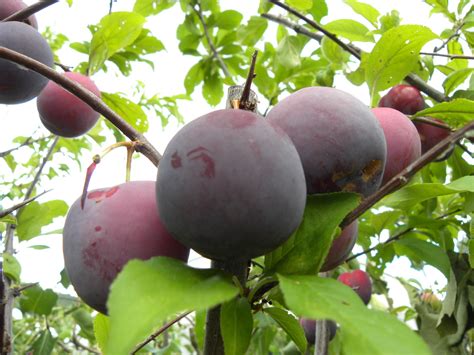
[83,240,118,282]
[362,160,382,182]
[171,151,182,168]
[105,186,119,197]
[95,226,102,232]
[187,147,215,178]
[87,190,104,200]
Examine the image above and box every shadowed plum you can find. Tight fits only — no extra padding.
[63,181,190,314]
[0,0,38,28]
[414,119,452,154]
[378,85,425,115]
[338,269,372,305]
[156,109,307,261]
[37,72,101,137]
[320,221,358,272]
[300,318,337,345]
[372,108,421,184]
[0,22,53,104]
[267,87,387,196]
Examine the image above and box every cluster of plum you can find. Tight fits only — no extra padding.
[0,0,101,137]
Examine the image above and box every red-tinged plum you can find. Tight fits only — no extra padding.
[414,119,452,155]
[299,318,337,345]
[338,269,372,305]
[0,22,53,104]
[37,72,101,137]
[63,181,190,314]
[0,0,38,28]
[320,221,358,272]
[372,108,421,184]
[156,109,307,261]
[378,85,425,115]
[267,87,387,196]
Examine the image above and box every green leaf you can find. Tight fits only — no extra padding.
[31,329,56,355]
[264,307,307,353]
[20,286,58,316]
[321,36,350,66]
[442,68,474,95]
[101,92,149,133]
[94,313,110,354]
[215,10,243,30]
[265,193,360,275]
[133,0,176,16]
[106,257,238,354]
[365,25,437,102]
[286,0,313,10]
[276,35,302,69]
[279,275,430,355]
[394,238,451,278]
[237,17,268,47]
[2,253,21,282]
[384,176,474,209]
[73,309,95,341]
[413,99,474,128]
[60,268,70,288]
[89,12,146,75]
[324,19,374,42]
[0,214,17,225]
[469,240,474,268]
[202,72,223,106]
[184,60,205,94]
[16,200,68,241]
[310,0,328,22]
[220,297,253,355]
[343,0,380,27]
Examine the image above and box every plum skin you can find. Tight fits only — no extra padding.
[338,269,372,305]
[0,22,53,104]
[156,109,307,261]
[63,181,190,314]
[414,119,451,154]
[320,221,358,272]
[37,72,101,137]
[378,85,425,115]
[372,108,421,184]
[267,87,387,197]
[299,318,337,344]
[0,0,38,28]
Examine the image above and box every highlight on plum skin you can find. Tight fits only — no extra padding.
[267,86,387,197]
[37,72,101,138]
[338,269,372,305]
[62,181,190,314]
[156,108,307,261]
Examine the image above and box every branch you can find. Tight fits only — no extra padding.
[132,311,192,354]
[0,190,50,219]
[341,120,474,228]
[261,13,323,42]
[0,135,52,158]
[420,52,474,60]
[71,334,100,354]
[192,2,232,79]
[0,46,162,166]
[239,51,258,111]
[2,0,58,23]
[263,4,448,102]
[412,117,453,131]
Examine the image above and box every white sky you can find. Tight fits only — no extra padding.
[1,0,457,314]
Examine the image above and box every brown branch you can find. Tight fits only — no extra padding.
[420,52,474,60]
[261,13,323,42]
[0,47,162,166]
[132,311,192,354]
[411,117,453,131]
[0,190,50,219]
[2,0,58,23]
[239,51,258,111]
[192,2,231,79]
[341,121,474,228]
[263,4,448,102]
[54,62,72,72]
[0,135,52,158]
[433,21,464,53]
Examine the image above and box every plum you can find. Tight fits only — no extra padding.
[37,72,101,137]
[0,22,53,104]
[338,269,372,305]
[378,85,425,115]
[299,318,337,345]
[0,0,38,28]
[156,109,307,261]
[372,108,421,184]
[267,87,387,196]
[320,221,358,272]
[63,181,190,314]
[414,119,452,154]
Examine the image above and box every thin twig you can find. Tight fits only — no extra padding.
[2,0,58,23]
[433,21,464,53]
[261,13,323,42]
[192,2,232,78]
[411,117,454,131]
[0,190,51,219]
[54,62,72,72]
[132,311,192,354]
[71,334,100,354]
[240,51,258,110]
[420,52,474,60]
[0,46,162,166]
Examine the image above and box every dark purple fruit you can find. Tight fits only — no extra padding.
[267,87,387,197]
[299,318,337,344]
[63,181,190,314]
[320,221,358,272]
[378,85,425,115]
[156,109,307,261]
[0,0,38,28]
[0,22,53,104]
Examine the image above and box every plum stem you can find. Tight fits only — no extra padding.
[0,46,162,166]
[412,116,454,131]
[420,51,474,60]
[204,259,248,355]
[239,51,258,111]
[2,0,58,23]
